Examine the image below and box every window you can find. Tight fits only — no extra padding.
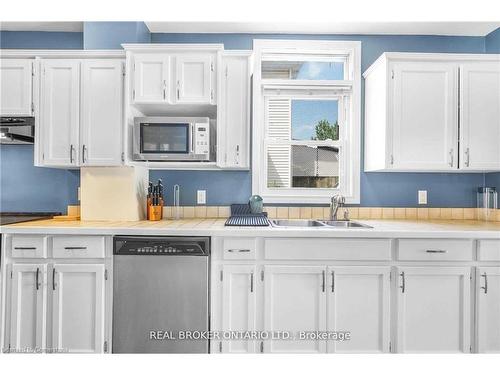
[253,40,361,204]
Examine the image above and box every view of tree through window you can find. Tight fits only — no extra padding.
[291,100,339,140]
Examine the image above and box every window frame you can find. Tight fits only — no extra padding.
[252,39,361,204]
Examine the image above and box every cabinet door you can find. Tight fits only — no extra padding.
[218,54,250,169]
[220,265,257,353]
[40,60,80,166]
[476,267,500,353]
[81,60,123,166]
[0,59,33,115]
[326,266,391,353]
[460,62,500,170]
[396,267,470,353]
[133,54,169,103]
[175,54,213,104]
[264,266,326,353]
[9,264,47,353]
[52,264,105,353]
[391,62,458,170]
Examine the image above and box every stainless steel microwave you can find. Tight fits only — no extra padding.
[133,117,211,161]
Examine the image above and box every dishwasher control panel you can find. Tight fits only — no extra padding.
[114,236,209,256]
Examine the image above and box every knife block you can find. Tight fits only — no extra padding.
[148,201,163,221]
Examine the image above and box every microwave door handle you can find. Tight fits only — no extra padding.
[190,124,195,153]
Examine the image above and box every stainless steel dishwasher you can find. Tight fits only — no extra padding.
[112,236,210,353]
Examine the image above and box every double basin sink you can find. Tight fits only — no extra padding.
[270,219,372,229]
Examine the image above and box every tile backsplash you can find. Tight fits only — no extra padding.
[162,206,500,222]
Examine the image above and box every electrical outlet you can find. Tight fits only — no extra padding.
[197,190,206,205]
[418,190,427,205]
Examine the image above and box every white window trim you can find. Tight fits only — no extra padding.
[252,39,361,204]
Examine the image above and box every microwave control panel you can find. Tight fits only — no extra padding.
[194,122,210,155]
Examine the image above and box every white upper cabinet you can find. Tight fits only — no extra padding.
[81,60,124,166]
[0,59,34,116]
[131,51,216,105]
[40,60,80,167]
[460,62,500,171]
[326,266,391,353]
[391,62,458,170]
[174,54,215,104]
[396,267,471,353]
[264,266,327,353]
[38,58,124,168]
[218,52,251,169]
[52,264,106,353]
[132,54,169,103]
[364,53,500,172]
[9,264,47,353]
[476,267,500,353]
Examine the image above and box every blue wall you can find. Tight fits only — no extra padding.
[485,27,500,53]
[1,25,499,210]
[0,146,79,212]
[151,32,490,207]
[149,170,251,206]
[0,31,83,49]
[83,22,150,49]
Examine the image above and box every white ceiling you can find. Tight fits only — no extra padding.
[1,21,499,36]
[0,22,83,32]
[145,22,500,36]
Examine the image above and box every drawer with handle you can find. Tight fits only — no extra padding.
[10,235,47,258]
[222,238,256,260]
[397,239,473,261]
[52,236,106,258]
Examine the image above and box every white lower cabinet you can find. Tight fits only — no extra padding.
[263,266,327,353]
[1,235,111,354]
[327,266,391,353]
[212,237,499,354]
[52,264,106,353]
[395,267,471,353]
[476,267,500,353]
[9,264,47,353]
[220,265,257,353]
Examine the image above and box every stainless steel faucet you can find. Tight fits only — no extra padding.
[330,194,349,221]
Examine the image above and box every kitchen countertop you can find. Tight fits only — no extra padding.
[0,212,60,226]
[1,218,499,239]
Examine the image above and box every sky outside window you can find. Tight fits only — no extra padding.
[291,100,339,140]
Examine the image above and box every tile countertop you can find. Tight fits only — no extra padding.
[1,218,499,239]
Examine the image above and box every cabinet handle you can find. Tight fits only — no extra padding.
[449,149,454,167]
[235,145,240,165]
[227,249,250,253]
[36,267,40,290]
[82,145,86,164]
[425,249,448,253]
[250,272,254,293]
[163,80,167,100]
[64,246,87,250]
[14,247,36,250]
[331,271,335,293]
[465,148,470,167]
[322,270,326,292]
[177,80,180,100]
[481,272,488,294]
[400,272,405,293]
[70,144,74,164]
[52,268,56,290]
